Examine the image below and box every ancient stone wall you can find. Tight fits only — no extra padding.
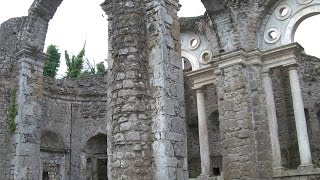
[146,0,188,179]
[215,63,273,180]
[41,75,110,179]
[0,17,27,179]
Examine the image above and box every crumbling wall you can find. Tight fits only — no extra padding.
[41,75,110,179]
[0,17,28,179]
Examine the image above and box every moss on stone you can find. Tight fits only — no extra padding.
[8,89,17,133]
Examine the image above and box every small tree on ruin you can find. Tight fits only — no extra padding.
[43,44,61,78]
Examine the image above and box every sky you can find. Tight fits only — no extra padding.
[0,0,319,77]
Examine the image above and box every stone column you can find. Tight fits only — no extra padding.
[102,1,152,179]
[262,70,282,169]
[196,88,212,177]
[288,66,312,166]
[13,47,45,179]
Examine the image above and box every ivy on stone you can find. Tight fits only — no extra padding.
[43,44,61,78]
[8,89,18,133]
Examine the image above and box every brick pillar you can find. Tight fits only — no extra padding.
[146,0,188,179]
[102,1,152,179]
[217,63,273,179]
[102,0,187,178]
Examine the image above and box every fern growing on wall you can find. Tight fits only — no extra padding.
[8,89,18,133]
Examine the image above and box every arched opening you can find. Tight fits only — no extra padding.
[182,57,192,72]
[294,15,320,58]
[83,133,108,180]
[44,0,108,77]
[178,0,205,17]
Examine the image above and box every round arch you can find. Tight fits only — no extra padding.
[82,133,108,180]
[83,133,108,154]
[282,4,320,44]
[181,50,200,71]
[258,0,320,50]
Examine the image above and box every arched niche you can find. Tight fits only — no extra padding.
[258,0,320,50]
[82,133,108,180]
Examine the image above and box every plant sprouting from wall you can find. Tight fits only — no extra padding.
[8,89,18,132]
[65,44,85,78]
[80,60,107,77]
[43,44,61,78]
[96,61,106,75]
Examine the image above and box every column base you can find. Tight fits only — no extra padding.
[197,174,214,180]
[273,166,285,176]
[298,164,314,171]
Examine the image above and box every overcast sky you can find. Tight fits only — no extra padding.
[0,0,319,77]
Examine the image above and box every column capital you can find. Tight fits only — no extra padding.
[287,65,299,71]
[262,69,272,77]
[196,88,204,94]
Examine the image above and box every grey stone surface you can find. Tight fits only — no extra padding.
[1,0,320,179]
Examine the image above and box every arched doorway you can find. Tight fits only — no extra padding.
[82,133,108,180]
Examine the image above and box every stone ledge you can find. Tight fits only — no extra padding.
[189,175,224,180]
[274,167,320,178]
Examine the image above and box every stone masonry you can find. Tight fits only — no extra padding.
[1,0,320,180]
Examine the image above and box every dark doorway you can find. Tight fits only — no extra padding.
[42,171,49,180]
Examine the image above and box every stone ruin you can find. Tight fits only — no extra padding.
[1,0,320,179]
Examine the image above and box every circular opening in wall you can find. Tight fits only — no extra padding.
[275,5,291,20]
[268,31,278,40]
[190,39,198,47]
[264,28,281,44]
[199,50,213,64]
[202,52,210,62]
[188,35,201,50]
[280,7,289,17]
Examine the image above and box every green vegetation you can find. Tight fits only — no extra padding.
[44,42,107,78]
[96,61,106,75]
[8,89,18,133]
[80,58,106,77]
[65,46,85,78]
[43,45,61,78]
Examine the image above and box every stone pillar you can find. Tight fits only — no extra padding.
[70,103,81,180]
[13,47,45,179]
[288,66,312,166]
[196,88,212,177]
[145,0,188,179]
[102,1,152,179]
[262,70,282,169]
[217,64,259,179]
